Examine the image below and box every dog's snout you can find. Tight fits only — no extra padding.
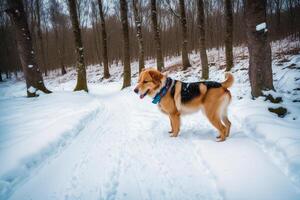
[134,87,139,94]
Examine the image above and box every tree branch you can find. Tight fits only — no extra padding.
[165,0,181,19]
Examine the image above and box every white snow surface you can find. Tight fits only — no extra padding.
[0,38,300,200]
[27,86,36,93]
[256,22,267,31]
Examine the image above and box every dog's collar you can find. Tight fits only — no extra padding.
[152,77,173,104]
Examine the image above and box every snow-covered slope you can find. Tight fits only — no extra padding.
[0,38,300,200]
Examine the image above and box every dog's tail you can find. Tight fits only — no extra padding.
[221,72,234,89]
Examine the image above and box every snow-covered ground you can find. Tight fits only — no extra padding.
[0,38,300,200]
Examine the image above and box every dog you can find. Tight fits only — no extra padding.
[134,68,234,142]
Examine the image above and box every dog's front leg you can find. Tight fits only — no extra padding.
[169,113,180,137]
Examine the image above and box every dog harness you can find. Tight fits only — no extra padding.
[152,77,173,104]
[152,78,222,104]
[181,81,222,103]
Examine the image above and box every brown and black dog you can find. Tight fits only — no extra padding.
[134,68,234,141]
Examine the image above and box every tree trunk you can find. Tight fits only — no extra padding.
[225,0,233,71]
[61,27,67,75]
[67,0,88,92]
[150,0,164,71]
[179,0,191,70]
[132,0,145,74]
[245,0,274,97]
[97,0,110,79]
[274,0,282,37]
[6,71,10,79]
[53,26,66,75]
[0,70,3,82]
[120,0,131,88]
[35,0,47,77]
[44,26,49,76]
[5,0,51,97]
[197,0,209,79]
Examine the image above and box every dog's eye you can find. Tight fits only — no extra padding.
[143,80,149,84]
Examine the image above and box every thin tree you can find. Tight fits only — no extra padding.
[50,0,66,75]
[274,0,281,28]
[245,0,274,97]
[197,0,209,79]
[120,0,131,88]
[35,0,47,77]
[179,0,191,70]
[5,0,51,97]
[67,0,88,92]
[97,0,110,78]
[150,0,164,71]
[132,0,145,73]
[91,1,101,64]
[225,0,233,71]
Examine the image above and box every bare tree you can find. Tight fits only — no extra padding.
[35,0,47,76]
[245,0,274,97]
[197,0,209,79]
[67,0,88,92]
[120,0,131,88]
[274,0,282,32]
[97,0,110,78]
[225,0,233,71]
[5,0,51,97]
[179,0,191,70]
[150,0,164,71]
[0,71,2,82]
[132,0,145,73]
[50,0,67,75]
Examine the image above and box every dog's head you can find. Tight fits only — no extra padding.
[134,68,164,99]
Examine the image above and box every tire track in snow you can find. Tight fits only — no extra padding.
[1,100,103,200]
[114,94,223,200]
[61,100,124,200]
[8,95,125,200]
[149,120,224,200]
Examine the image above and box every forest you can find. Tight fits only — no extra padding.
[0,0,299,95]
[0,0,300,199]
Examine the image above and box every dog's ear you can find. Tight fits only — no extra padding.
[149,70,163,84]
[141,67,147,72]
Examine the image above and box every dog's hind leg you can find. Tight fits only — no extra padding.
[206,113,227,142]
[222,109,231,137]
[168,115,174,133]
[220,92,232,137]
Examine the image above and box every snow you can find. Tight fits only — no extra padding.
[28,65,33,68]
[256,22,267,31]
[0,37,300,199]
[27,86,36,93]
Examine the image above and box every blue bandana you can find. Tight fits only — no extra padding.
[152,77,173,104]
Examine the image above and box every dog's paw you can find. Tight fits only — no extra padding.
[169,133,178,137]
[168,130,173,133]
[216,138,226,142]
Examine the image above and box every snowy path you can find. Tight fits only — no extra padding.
[6,84,300,200]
